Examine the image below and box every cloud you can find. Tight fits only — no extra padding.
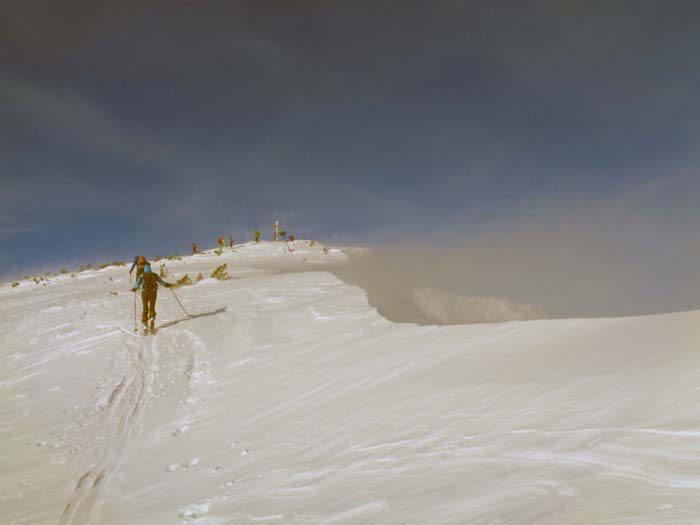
[0,77,208,235]
[0,3,39,43]
[344,170,700,319]
[0,211,43,238]
[0,77,189,171]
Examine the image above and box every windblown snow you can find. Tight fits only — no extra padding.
[2,241,700,524]
[411,288,547,324]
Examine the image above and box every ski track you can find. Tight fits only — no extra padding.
[54,280,215,524]
[1,268,179,525]
[57,334,158,525]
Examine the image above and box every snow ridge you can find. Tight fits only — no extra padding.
[2,241,700,524]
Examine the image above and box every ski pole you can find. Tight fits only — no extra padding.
[169,287,191,318]
[130,272,137,332]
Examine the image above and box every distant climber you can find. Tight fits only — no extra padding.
[192,242,198,255]
[229,235,234,249]
[254,230,261,243]
[131,263,172,328]
[129,256,149,279]
[217,236,225,252]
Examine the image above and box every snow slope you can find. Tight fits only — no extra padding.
[2,241,700,524]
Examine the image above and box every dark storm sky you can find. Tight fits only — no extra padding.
[1,1,699,281]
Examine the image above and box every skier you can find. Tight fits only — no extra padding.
[254,230,261,243]
[131,263,173,329]
[129,256,149,279]
[229,235,234,249]
[192,242,197,255]
[217,236,225,252]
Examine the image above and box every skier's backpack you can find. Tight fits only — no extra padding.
[142,271,159,292]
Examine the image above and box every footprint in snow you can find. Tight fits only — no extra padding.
[179,499,210,519]
[185,457,200,468]
[171,425,190,437]
[165,457,201,472]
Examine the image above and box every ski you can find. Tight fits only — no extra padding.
[142,319,156,335]
[119,327,139,337]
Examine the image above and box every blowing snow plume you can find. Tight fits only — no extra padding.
[324,247,548,325]
[328,205,700,324]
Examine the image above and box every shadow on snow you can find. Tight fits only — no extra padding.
[157,307,228,330]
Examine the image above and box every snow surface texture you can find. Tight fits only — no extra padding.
[2,240,700,524]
